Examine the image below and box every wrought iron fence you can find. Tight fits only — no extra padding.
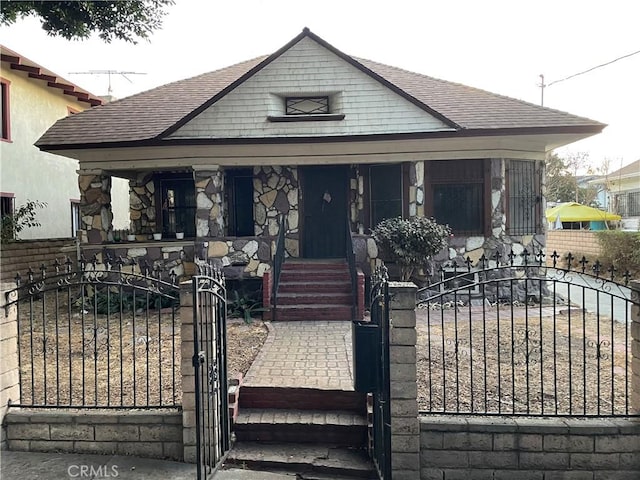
[271,215,287,321]
[417,250,636,417]
[345,215,358,319]
[4,256,180,409]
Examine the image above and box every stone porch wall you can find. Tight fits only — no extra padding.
[5,411,182,460]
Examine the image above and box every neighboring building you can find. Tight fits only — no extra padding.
[35,29,605,284]
[0,46,128,240]
[601,159,640,231]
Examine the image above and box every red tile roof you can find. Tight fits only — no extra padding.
[36,30,604,149]
[1,45,103,107]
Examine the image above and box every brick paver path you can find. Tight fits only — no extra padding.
[242,321,354,390]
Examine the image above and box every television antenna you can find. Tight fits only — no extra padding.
[68,69,147,95]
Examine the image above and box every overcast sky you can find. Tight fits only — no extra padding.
[2,0,638,171]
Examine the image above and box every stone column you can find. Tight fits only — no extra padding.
[194,166,224,238]
[1,283,19,450]
[129,174,156,237]
[388,282,420,479]
[78,170,113,244]
[408,161,425,217]
[631,280,640,414]
[180,280,197,463]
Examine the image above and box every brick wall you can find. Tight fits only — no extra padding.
[546,231,601,266]
[0,238,76,282]
[5,410,182,460]
[420,416,640,479]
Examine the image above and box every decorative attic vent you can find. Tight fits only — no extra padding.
[286,96,329,115]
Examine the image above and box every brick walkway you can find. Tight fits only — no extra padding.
[242,321,354,390]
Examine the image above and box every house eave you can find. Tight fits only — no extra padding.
[38,124,604,154]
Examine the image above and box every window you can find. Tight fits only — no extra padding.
[426,160,489,235]
[1,193,15,239]
[615,191,640,217]
[507,160,540,235]
[286,96,329,115]
[157,177,196,237]
[226,169,254,236]
[70,200,80,238]
[1,79,10,141]
[370,164,403,227]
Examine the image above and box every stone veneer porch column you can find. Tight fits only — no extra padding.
[194,166,224,238]
[78,169,113,244]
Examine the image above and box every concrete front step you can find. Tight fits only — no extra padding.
[225,442,377,479]
[282,259,349,270]
[280,270,351,281]
[239,387,366,413]
[277,292,353,305]
[234,408,367,447]
[275,305,352,321]
[278,280,352,294]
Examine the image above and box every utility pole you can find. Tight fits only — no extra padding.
[68,70,146,95]
[538,74,546,106]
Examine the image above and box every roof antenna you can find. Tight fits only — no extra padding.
[68,70,146,95]
[538,74,546,106]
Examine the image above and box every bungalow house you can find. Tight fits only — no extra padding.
[35,29,604,319]
[601,159,640,231]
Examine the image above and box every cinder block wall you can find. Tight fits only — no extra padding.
[0,282,19,450]
[5,411,183,460]
[420,416,640,479]
[0,239,75,282]
[546,231,601,266]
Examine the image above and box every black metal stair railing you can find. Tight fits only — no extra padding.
[270,215,287,321]
[345,215,358,320]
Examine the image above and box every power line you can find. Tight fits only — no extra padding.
[538,49,640,105]
[547,49,640,87]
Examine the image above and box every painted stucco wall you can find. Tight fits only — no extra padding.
[0,65,128,239]
[170,36,450,140]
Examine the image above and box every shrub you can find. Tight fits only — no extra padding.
[0,199,47,240]
[595,231,640,277]
[372,216,451,281]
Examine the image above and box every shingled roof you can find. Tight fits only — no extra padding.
[36,29,604,149]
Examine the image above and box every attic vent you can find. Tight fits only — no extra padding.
[286,96,329,115]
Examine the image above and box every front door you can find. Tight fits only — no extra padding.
[302,165,348,258]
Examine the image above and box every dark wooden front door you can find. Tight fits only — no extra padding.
[302,165,348,258]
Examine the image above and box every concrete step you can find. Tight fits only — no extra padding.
[239,387,365,413]
[225,442,376,479]
[282,260,348,271]
[234,408,367,447]
[274,305,353,321]
[280,270,351,281]
[277,292,353,305]
[278,281,352,294]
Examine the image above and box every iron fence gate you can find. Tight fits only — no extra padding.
[4,256,180,409]
[370,266,391,480]
[417,251,637,417]
[192,263,230,479]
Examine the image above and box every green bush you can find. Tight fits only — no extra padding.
[372,216,451,281]
[1,199,47,240]
[595,231,640,277]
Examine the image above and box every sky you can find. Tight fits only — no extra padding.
[2,0,639,172]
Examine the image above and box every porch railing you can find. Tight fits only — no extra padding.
[5,256,181,409]
[345,215,358,319]
[417,251,636,417]
[270,215,287,321]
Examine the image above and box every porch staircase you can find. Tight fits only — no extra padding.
[227,387,376,478]
[273,259,354,321]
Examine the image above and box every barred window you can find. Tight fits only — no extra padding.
[426,160,488,235]
[507,160,540,235]
[615,191,640,217]
[370,164,402,227]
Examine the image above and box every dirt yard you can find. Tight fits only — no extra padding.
[416,303,631,416]
[15,293,267,407]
